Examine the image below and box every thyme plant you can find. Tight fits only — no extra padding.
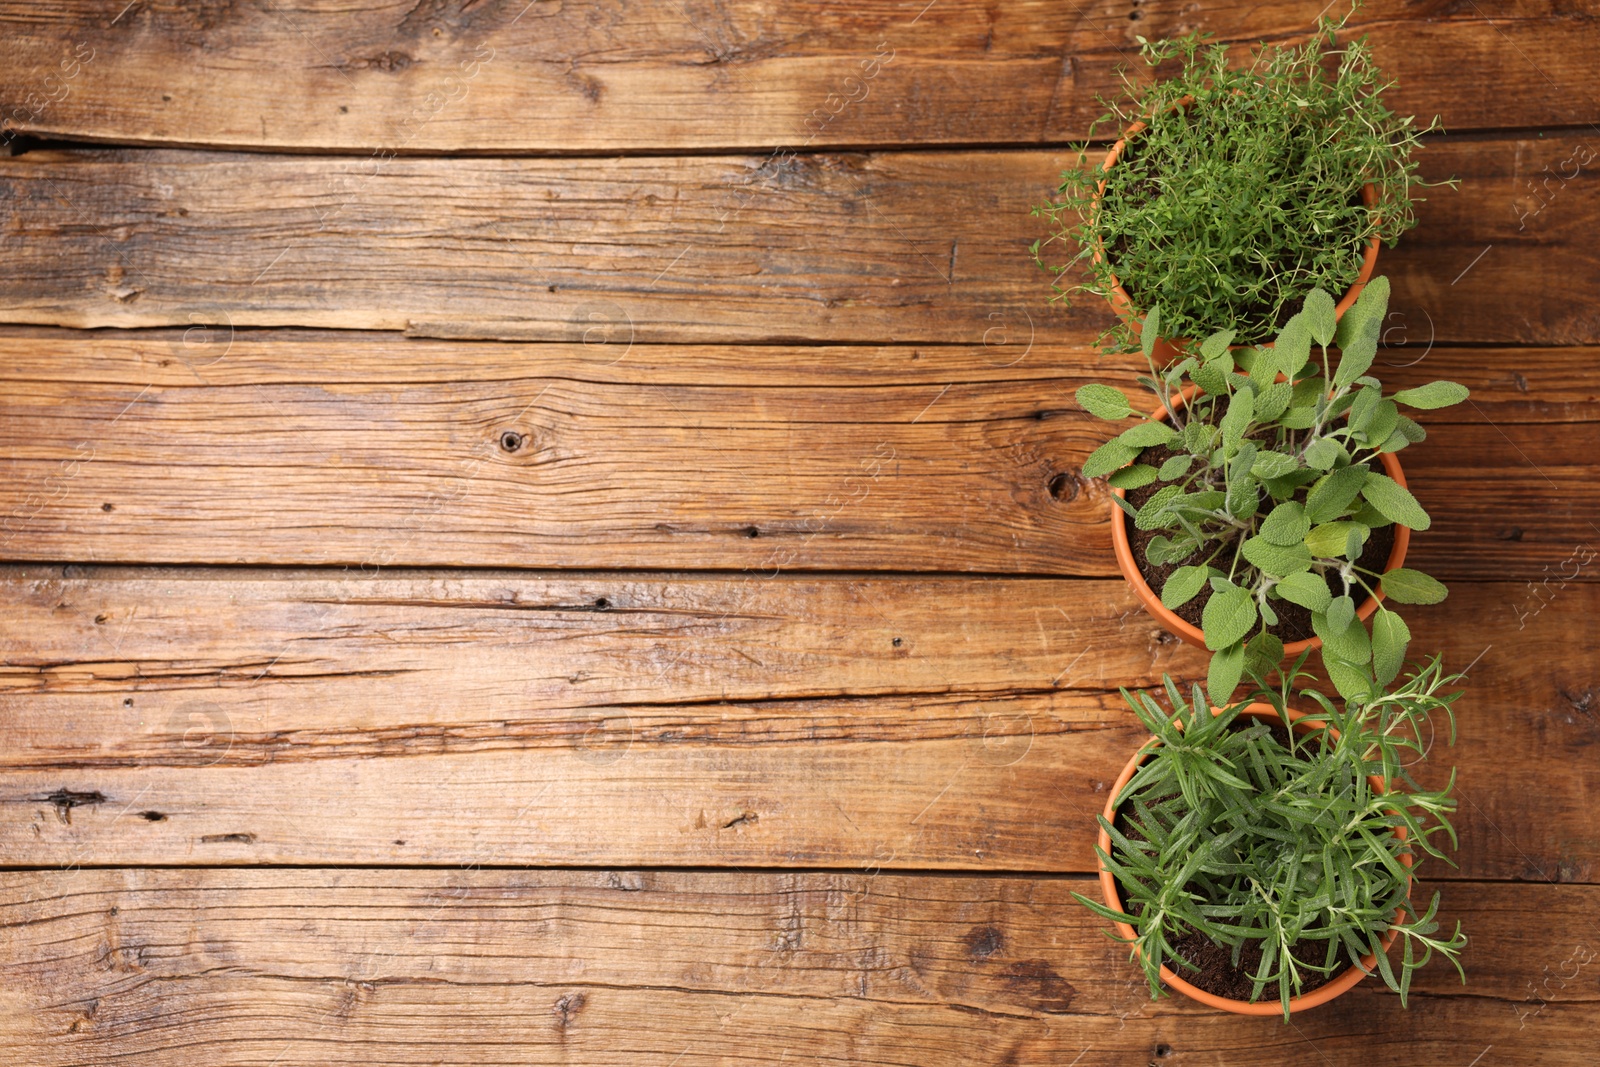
[1033,6,1448,350]
[1076,657,1467,1017]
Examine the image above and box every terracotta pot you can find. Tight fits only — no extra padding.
[1110,386,1411,653]
[1091,102,1382,362]
[1096,701,1412,1015]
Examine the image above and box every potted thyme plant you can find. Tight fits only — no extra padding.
[1078,655,1467,1017]
[1077,278,1467,705]
[1032,6,1449,355]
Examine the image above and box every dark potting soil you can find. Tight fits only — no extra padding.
[1123,443,1396,644]
[1114,718,1347,1001]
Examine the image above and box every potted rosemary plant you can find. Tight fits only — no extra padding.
[1078,655,1467,1017]
[1032,7,1449,355]
[1078,278,1467,705]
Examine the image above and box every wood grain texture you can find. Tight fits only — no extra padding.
[2,2,1595,152]
[1,568,1593,879]
[0,870,1590,1066]
[0,331,1593,574]
[0,133,1593,343]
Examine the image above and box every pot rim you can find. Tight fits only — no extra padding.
[1109,385,1412,653]
[1090,100,1383,353]
[1095,701,1413,1015]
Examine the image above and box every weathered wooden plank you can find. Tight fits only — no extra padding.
[0,146,1073,340]
[1,2,1593,152]
[0,569,1593,879]
[0,331,1592,574]
[0,133,1592,343]
[0,568,1168,870]
[0,328,1589,414]
[0,870,1588,1066]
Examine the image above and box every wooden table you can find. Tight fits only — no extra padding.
[1,2,1595,1063]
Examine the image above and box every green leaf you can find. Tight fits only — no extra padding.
[1378,428,1410,453]
[1324,655,1374,701]
[1348,500,1392,529]
[1272,314,1313,378]
[1134,484,1184,530]
[1260,468,1320,501]
[1305,465,1371,524]
[1313,609,1371,664]
[1393,381,1470,410]
[1371,610,1411,685]
[1292,376,1328,406]
[1278,404,1318,430]
[1335,275,1391,351]
[1348,385,1381,436]
[1201,584,1258,651]
[1207,640,1246,707]
[1227,441,1258,484]
[1302,437,1342,471]
[1140,305,1162,362]
[1115,421,1179,449]
[1260,501,1310,546]
[1108,464,1158,490]
[1305,520,1368,558]
[1395,415,1427,444]
[1249,335,1286,387]
[1250,450,1300,480]
[1364,400,1399,449]
[1158,454,1192,480]
[1145,534,1193,566]
[1303,288,1337,347]
[1380,567,1449,605]
[1333,333,1378,390]
[1076,384,1133,420]
[1274,571,1331,612]
[1199,329,1236,361]
[1220,389,1255,449]
[1344,524,1367,561]
[1360,473,1431,530]
[1083,439,1139,479]
[1244,631,1286,679]
[1192,359,1229,396]
[1254,381,1292,423]
[1326,594,1356,635]
[1241,535,1313,578]
[1162,565,1213,610]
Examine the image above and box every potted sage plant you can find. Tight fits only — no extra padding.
[1077,278,1467,705]
[1078,654,1467,1017]
[1032,6,1450,356]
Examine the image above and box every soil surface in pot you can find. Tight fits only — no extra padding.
[1123,444,1396,644]
[1114,719,1350,1000]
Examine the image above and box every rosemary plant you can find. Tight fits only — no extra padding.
[1032,5,1448,350]
[1076,656,1467,1017]
[1078,278,1467,705]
